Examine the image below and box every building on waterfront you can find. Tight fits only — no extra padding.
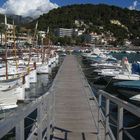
[74,28,85,36]
[0,23,34,47]
[83,32,101,44]
[0,23,16,46]
[54,28,74,37]
[83,32,117,45]
[6,23,15,45]
[17,33,33,46]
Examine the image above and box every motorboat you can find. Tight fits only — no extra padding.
[113,80,140,99]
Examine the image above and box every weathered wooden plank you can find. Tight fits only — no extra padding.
[52,55,100,139]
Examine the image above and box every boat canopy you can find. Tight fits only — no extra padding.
[114,80,140,89]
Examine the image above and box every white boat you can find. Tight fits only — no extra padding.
[0,77,21,91]
[99,70,140,83]
[29,69,37,83]
[91,62,121,69]
[0,75,26,110]
[37,63,49,74]
[113,74,140,81]
[0,85,25,110]
[0,65,26,76]
[98,68,121,76]
[36,53,59,74]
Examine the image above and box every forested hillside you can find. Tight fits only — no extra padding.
[26,4,140,40]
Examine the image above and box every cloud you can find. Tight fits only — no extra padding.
[0,0,59,17]
[129,0,138,10]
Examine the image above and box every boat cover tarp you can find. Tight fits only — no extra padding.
[132,63,140,74]
[114,80,140,89]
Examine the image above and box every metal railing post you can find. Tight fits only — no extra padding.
[98,94,102,135]
[48,91,54,140]
[117,106,123,140]
[105,98,110,140]
[16,119,24,140]
[37,103,43,140]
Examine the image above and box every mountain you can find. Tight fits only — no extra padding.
[0,14,12,24]
[0,13,33,25]
[7,15,33,24]
[26,4,140,41]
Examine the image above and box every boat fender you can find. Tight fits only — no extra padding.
[33,62,36,69]
[22,75,25,84]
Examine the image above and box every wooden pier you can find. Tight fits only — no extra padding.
[1,55,140,140]
[51,55,104,140]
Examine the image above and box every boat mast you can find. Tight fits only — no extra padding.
[13,20,18,70]
[27,21,38,73]
[5,15,8,80]
[33,21,38,48]
[42,34,45,63]
[46,27,50,60]
[27,21,38,71]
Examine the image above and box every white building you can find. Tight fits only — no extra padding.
[0,23,34,46]
[74,29,85,36]
[55,28,74,37]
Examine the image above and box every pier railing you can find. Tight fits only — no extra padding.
[98,90,140,140]
[0,54,63,140]
[0,89,54,140]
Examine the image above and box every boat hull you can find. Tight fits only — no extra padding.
[0,84,25,109]
[29,69,37,83]
[37,64,49,74]
[115,88,140,99]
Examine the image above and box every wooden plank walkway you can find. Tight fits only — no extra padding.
[51,55,104,140]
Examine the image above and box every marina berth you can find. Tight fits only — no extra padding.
[1,2,140,139]
[81,47,140,106]
[0,48,59,109]
[1,53,140,140]
[89,51,140,83]
[0,16,61,110]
